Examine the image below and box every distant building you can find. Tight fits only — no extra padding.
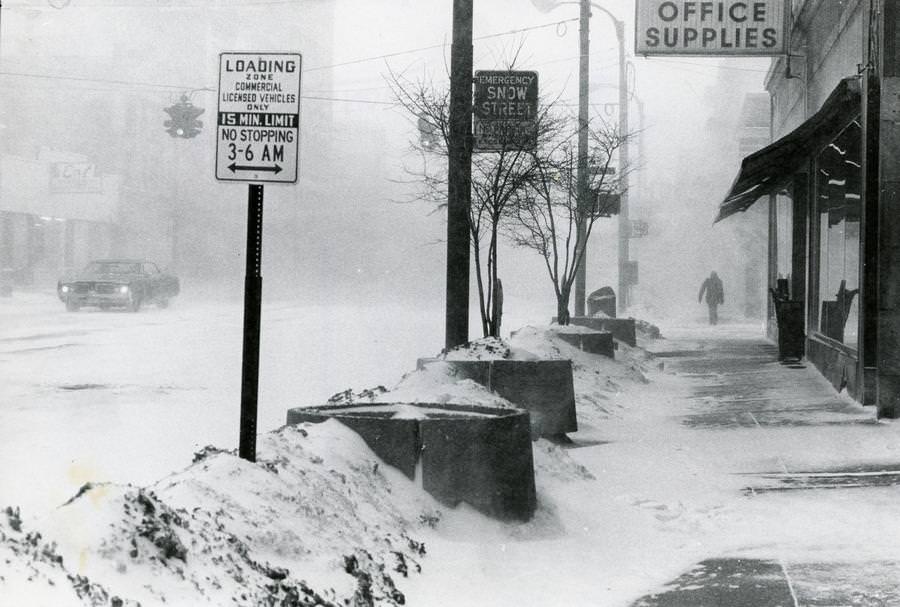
[735,92,772,320]
[0,1,335,286]
[737,93,770,158]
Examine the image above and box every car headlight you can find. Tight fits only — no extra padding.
[60,285,69,293]
[119,285,129,294]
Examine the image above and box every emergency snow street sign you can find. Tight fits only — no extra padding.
[473,70,538,152]
[216,52,301,183]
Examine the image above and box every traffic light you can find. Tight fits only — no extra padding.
[164,96,204,139]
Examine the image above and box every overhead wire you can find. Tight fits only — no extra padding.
[0,16,582,107]
[303,17,579,73]
[1,3,771,108]
[0,12,769,108]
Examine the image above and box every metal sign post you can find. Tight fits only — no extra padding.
[239,184,264,462]
[216,51,301,462]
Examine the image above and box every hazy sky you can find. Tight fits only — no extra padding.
[0,0,771,326]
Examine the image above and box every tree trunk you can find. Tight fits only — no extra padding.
[556,298,570,325]
[490,278,503,337]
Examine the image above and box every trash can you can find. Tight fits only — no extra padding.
[587,286,616,318]
[771,288,804,361]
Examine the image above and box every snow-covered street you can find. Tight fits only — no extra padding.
[0,291,453,516]
[3,291,900,605]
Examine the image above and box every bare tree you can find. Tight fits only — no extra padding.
[506,115,632,325]
[387,68,540,338]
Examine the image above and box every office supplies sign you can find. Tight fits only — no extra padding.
[635,1,789,56]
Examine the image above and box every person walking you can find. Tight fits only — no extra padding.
[698,271,725,325]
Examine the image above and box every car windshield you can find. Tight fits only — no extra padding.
[84,262,140,275]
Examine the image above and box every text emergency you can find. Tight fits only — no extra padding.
[473,70,539,152]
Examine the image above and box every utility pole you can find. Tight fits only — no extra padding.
[574,0,590,317]
[445,0,473,350]
[876,0,899,418]
[615,22,630,313]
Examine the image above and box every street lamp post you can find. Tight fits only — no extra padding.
[574,0,590,317]
[534,0,628,316]
[612,19,630,313]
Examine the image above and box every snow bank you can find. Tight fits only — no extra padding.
[507,325,652,423]
[1,320,662,606]
[2,422,436,607]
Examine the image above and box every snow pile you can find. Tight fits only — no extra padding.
[509,325,652,421]
[325,365,516,410]
[634,318,663,340]
[0,506,130,607]
[1,422,436,607]
[0,321,662,606]
[375,363,516,409]
[442,335,539,362]
[349,327,657,425]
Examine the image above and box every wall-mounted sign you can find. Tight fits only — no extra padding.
[635,0,789,56]
[216,51,301,183]
[473,70,538,152]
[50,162,103,193]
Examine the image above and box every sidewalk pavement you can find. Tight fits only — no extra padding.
[632,324,900,607]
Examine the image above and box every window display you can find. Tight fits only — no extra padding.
[815,119,861,349]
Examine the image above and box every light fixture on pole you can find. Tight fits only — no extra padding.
[530,0,630,315]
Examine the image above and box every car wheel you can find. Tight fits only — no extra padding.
[65,298,80,312]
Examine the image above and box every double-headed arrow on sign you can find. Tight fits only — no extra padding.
[228,163,283,174]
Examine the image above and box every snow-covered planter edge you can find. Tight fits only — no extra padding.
[521,326,615,358]
[286,402,537,522]
[554,316,637,347]
[415,359,578,439]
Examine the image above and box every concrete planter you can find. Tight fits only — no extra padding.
[286,403,537,521]
[416,359,577,439]
[552,330,615,358]
[553,316,637,347]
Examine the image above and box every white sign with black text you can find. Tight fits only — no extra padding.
[216,51,302,183]
[635,1,789,56]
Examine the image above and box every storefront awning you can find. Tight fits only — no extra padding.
[715,76,861,223]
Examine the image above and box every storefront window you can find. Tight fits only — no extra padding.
[815,119,861,349]
[776,192,793,286]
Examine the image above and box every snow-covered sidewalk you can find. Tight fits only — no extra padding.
[4,318,900,606]
[626,324,900,606]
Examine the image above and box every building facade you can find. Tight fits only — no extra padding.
[0,0,335,289]
[718,0,900,416]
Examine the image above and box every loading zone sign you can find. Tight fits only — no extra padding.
[216,52,301,183]
[473,70,538,152]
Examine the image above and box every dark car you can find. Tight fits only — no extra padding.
[57,259,180,312]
